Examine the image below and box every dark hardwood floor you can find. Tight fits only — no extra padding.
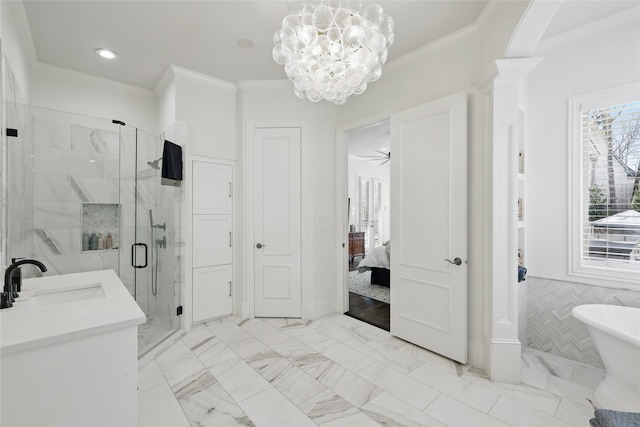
[346,256,390,331]
[346,292,390,331]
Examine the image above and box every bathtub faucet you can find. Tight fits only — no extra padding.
[1,259,48,309]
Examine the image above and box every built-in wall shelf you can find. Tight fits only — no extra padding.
[517,111,526,279]
[82,203,120,251]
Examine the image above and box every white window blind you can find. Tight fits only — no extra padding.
[373,179,382,248]
[358,176,383,252]
[358,176,370,249]
[581,100,640,267]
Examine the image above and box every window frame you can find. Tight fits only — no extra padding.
[568,82,640,287]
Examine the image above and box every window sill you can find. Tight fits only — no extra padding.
[570,261,640,291]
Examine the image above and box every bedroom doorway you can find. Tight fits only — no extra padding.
[337,92,468,364]
[345,120,391,331]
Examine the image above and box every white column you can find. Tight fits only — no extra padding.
[475,57,542,383]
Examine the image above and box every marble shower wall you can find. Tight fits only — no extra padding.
[30,112,125,279]
[526,276,640,369]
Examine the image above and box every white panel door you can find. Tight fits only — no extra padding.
[192,161,232,215]
[192,265,232,322]
[192,215,232,268]
[254,128,301,318]
[390,92,468,363]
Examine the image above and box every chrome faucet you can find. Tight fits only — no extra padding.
[1,259,48,309]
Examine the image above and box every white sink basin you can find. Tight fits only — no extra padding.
[31,283,105,307]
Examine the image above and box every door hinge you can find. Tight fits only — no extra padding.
[176,306,183,316]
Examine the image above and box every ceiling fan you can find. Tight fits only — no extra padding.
[359,150,391,165]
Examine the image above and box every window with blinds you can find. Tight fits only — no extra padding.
[580,100,640,268]
[358,176,382,251]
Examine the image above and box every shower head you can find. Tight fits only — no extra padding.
[147,158,162,170]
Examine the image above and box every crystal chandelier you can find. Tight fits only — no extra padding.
[273,1,394,105]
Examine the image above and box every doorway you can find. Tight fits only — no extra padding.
[345,120,391,330]
[337,92,468,363]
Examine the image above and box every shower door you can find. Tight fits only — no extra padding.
[122,127,181,356]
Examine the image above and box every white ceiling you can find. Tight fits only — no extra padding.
[21,0,488,90]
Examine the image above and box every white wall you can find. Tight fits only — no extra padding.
[347,156,390,243]
[172,69,237,160]
[0,1,35,101]
[527,20,640,288]
[30,64,158,133]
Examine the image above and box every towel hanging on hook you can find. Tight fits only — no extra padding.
[161,140,182,186]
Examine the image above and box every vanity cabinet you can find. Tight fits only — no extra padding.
[0,270,144,427]
[191,160,234,323]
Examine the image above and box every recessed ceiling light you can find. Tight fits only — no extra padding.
[237,39,255,50]
[95,48,118,59]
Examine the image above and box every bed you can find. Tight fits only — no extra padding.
[357,241,391,287]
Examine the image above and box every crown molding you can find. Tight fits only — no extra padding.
[155,65,236,95]
[536,5,640,53]
[384,20,481,75]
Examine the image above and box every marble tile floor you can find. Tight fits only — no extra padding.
[138,314,604,427]
[138,314,175,358]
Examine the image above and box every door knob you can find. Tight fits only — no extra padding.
[445,257,462,266]
[256,243,266,249]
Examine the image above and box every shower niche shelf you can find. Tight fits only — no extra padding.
[81,203,120,252]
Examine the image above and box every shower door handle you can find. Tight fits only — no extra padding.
[132,243,148,268]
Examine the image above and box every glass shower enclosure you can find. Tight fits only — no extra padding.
[4,103,182,357]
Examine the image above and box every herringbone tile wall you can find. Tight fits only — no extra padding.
[526,276,640,369]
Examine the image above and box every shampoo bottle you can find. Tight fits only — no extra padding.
[105,233,113,249]
[82,232,89,251]
[97,233,104,250]
[89,233,98,250]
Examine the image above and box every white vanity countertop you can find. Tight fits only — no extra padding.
[0,269,145,355]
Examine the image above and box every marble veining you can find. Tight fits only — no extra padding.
[179,383,255,427]
[139,314,603,427]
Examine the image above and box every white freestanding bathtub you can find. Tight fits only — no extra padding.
[572,304,640,412]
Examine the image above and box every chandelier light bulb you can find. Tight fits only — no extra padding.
[273,1,394,105]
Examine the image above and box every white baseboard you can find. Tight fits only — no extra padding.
[309,298,338,320]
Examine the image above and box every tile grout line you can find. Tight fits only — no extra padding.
[150,351,195,427]
[237,318,389,424]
